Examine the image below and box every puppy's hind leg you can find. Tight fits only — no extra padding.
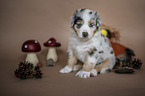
[95,56,116,74]
[59,50,77,73]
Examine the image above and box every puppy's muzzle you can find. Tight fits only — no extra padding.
[82,32,88,38]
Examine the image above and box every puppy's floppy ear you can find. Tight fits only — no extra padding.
[95,12,102,29]
[71,9,79,27]
[70,15,74,27]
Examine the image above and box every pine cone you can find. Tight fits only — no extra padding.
[115,67,134,74]
[131,58,143,69]
[14,61,34,79]
[114,57,134,74]
[34,66,43,79]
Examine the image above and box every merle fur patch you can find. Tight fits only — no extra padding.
[101,33,105,37]
[67,52,71,59]
[74,16,83,25]
[106,69,111,72]
[98,51,104,54]
[96,57,104,64]
[89,11,93,14]
[110,50,114,54]
[89,48,97,56]
[95,12,97,16]
[96,62,101,65]
[80,8,86,12]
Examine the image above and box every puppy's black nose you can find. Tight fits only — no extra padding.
[82,32,88,38]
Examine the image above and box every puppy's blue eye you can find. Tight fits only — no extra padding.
[89,23,95,27]
[77,24,82,28]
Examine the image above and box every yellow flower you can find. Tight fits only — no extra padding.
[101,29,108,36]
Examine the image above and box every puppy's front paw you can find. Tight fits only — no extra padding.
[59,66,72,73]
[76,70,91,78]
[90,69,97,77]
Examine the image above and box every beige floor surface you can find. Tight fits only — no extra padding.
[0,0,145,96]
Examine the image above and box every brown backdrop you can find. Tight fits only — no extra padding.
[0,0,145,96]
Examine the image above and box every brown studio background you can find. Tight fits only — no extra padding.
[0,0,145,96]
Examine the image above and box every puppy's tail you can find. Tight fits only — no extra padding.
[125,48,135,59]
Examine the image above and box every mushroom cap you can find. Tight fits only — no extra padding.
[22,40,41,52]
[44,38,61,47]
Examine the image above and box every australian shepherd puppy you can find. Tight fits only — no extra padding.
[60,8,116,78]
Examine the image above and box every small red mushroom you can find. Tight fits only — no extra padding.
[22,40,41,66]
[44,38,61,66]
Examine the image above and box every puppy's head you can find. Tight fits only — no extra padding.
[71,8,102,40]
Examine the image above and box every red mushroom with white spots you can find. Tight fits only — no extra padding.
[22,40,42,66]
[44,38,61,66]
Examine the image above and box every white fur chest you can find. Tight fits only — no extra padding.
[74,44,90,62]
[69,36,100,62]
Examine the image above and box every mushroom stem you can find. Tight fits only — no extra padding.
[47,47,58,62]
[25,53,39,66]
